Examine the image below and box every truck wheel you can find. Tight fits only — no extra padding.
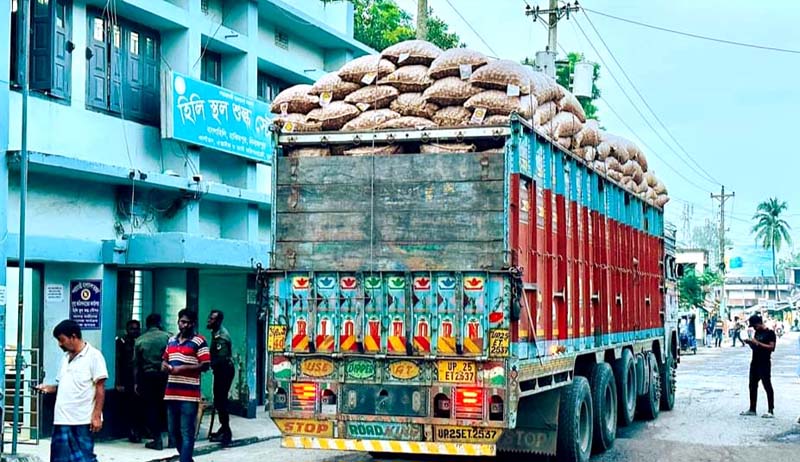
[636,352,661,420]
[612,349,636,427]
[589,362,617,453]
[557,376,593,462]
[659,353,676,411]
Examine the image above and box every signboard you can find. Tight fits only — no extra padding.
[46,284,65,303]
[267,325,287,352]
[488,329,510,357]
[274,419,334,437]
[163,71,273,163]
[69,280,102,330]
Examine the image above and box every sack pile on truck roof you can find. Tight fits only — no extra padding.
[270,40,669,207]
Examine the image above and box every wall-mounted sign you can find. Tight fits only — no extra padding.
[162,71,273,164]
[46,284,65,303]
[69,280,102,330]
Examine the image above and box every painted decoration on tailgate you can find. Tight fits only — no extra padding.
[299,358,336,378]
[275,419,334,437]
[412,275,434,354]
[388,360,421,380]
[434,426,503,443]
[339,275,360,352]
[315,274,337,353]
[436,276,458,355]
[386,275,407,355]
[272,356,292,380]
[267,325,287,352]
[345,422,423,441]
[345,359,376,380]
[437,360,477,383]
[363,276,383,353]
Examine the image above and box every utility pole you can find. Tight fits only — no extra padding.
[524,1,580,77]
[711,185,734,319]
[416,0,428,40]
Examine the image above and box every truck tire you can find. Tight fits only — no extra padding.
[612,349,636,427]
[636,352,661,420]
[589,362,617,453]
[659,353,676,411]
[557,376,593,462]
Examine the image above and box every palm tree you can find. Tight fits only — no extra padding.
[752,198,792,301]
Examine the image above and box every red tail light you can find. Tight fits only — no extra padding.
[291,382,317,412]
[455,387,484,420]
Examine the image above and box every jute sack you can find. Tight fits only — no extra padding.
[483,114,511,125]
[645,171,658,188]
[344,85,399,110]
[549,112,583,138]
[271,85,319,114]
[272,113,322,133]
[574,120,601,147]
[655,194,669,207]
[654,180,667,195]
[428,48,489,80]
[575,146,597,163]
[306,101,360,130]
[470,60,531,94]
[464,91,534,117]
[556,137,572,149]
[378,65,434,93]
[390,93,439,119]
[338,55,396,84]
[596,141,611,161]
[342,109,401,131]
[379,116,437,130]
[423,77,482,106]
[344,145,403,156]
[420,143,476,154]
[592,160,607,174]
[432,106,472,127]
[558,85,586,122]
[533,101,557,126]
[287,147,330,158]
[527,69,560,104]
[621,160,644,184]
[310,72,361,99]
[381,40,443,66]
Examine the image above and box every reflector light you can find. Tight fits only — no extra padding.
[291,383,317,412]
[455,387,484,420]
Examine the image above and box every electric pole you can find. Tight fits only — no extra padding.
[524,1,580,76]
[711,185,734,319]
[416,0,428,40]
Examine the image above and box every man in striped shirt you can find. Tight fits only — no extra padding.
[162,309,210,462]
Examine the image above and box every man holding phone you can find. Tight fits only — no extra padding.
[740,314,776,418]
[36,320,108,462]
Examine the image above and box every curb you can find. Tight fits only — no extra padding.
[147,435,282,462]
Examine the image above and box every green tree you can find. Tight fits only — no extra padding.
[556,52,601,120]
[751,198,792,300]
[678,268,722,311]
[321,0,461,51]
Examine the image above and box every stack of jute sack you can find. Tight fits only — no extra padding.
[271,40,668,207]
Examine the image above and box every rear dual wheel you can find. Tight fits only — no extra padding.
[557,376,593,462]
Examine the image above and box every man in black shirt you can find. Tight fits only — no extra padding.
[740,315,776,418]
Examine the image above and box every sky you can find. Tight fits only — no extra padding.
[392,0,800,259]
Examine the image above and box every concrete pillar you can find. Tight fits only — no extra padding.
[101,267,118,386]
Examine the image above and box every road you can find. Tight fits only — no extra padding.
[198,332,800,462]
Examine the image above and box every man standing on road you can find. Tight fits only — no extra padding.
[135,313,172,450]
[116,319,142,442]
[163,309,211,462]
[714,317,724,347]
[740,314,776,419]
[732,317,746,347]
[36,320,108,462]
[207,309,235,446]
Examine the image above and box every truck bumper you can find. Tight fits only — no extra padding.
[282,436,497,456]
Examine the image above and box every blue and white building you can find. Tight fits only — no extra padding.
[0,0,370,438]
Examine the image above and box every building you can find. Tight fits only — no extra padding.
[1,0,370,439]
[724,278,794,312]
[676,248,708,275]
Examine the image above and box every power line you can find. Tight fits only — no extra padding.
[571,17,718,190]
[580,9,721,186]
[443,0,499,56]
[583,8,800,55]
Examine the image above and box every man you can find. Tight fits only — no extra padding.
[116,319,142,442]
[714,317,724,348]
[740,314,776,418]
[134,313,172,450]
[732,316,746,347]
[163,309,210,462]
[36,320,108,462]
[207,310,235,445]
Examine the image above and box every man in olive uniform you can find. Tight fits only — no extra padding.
[116,319,142,442]
[207,310,234,445]
[134,313,172,450]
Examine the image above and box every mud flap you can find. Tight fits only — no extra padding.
[497,388,560,456]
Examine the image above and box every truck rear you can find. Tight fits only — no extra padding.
[262,118,678,462]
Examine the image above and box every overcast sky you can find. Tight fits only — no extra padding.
[393,0,800,260]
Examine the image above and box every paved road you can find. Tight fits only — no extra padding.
[198,332,800,462]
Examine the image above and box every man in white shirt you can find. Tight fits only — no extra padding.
[36,320,108,462]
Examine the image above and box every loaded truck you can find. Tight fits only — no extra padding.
[259,116,679,462]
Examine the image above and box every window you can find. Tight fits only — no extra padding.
[257,72,287,104]
[201,51,222,86]
[86,11,160,125]
[274,30,289,50]
[10,0,73,100]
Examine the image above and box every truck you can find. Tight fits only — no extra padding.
[259,116,679,462]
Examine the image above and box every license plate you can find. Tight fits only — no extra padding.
[437,360,477,383]
[434,425,502,443]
